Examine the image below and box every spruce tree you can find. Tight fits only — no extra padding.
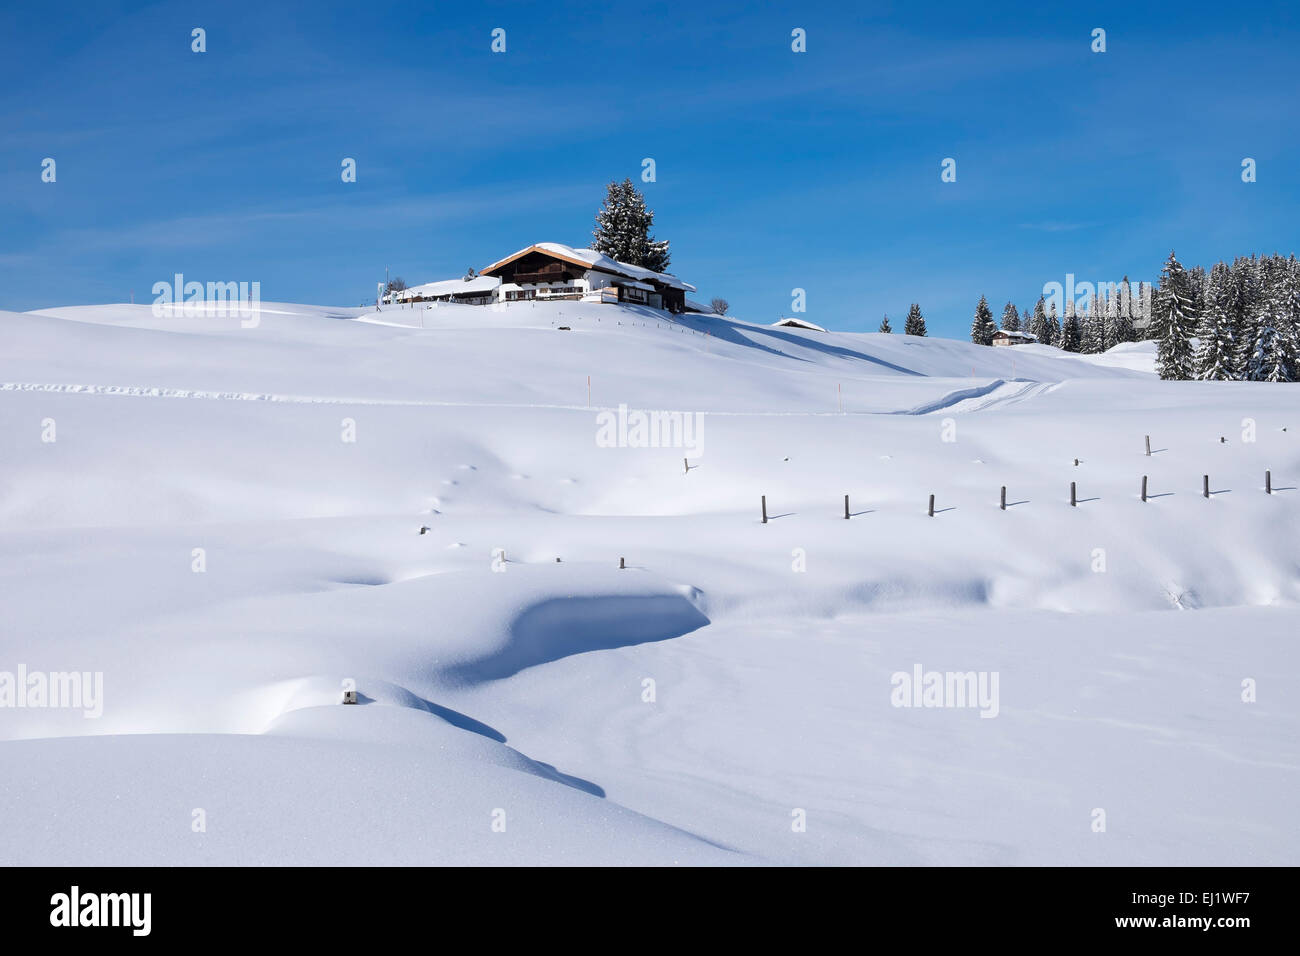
[1001,301,1020,332]
[1137,281,1159,340]
[879,314,893,333]
[1112,276,1136,344]
[1100,288,1119,351]
[1244,257,1293,382]
[1226,257,1254,375]
[1111,310,1136,345]
[1153,250,1197,380]
[1188,265,1209,319]
[1046,301,1061,347]
[1029,298,1049,344]
[970,295,997,345]
[1194,263,1236,380]
[1080,296,1103,354]
[1280,258,1300,380]
[904,303,927,336]
[1247,317,1290,382]
[1061,308,1082,352]
[1022,307,1032,336]
[591,179,671,272]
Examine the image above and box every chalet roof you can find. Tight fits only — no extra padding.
[994,329,1037,340]
[481,242,696,293]
[394,276,500,300]
[772,317,827,332]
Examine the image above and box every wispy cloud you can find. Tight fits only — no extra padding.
[28,182,595,255]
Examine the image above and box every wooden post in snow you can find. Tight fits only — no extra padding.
[761,496,768,524]
[1070,481,1077,507]
[1145,435,1151,457]
[1266,470,1272,494]
[683,458,689,475]
[1203,474,1210,499]
[1141,476,1148,502]
[844,494,850,519]
[928,494,935,517]
[1000,486,1006,511]
[619,557,625,569]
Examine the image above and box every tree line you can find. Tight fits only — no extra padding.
[1150,251,1298,382]
[965,282,1146,353]
[589,178,1297,384]
[953,252,1297,382]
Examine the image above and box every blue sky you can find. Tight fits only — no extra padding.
[2,0,1297,336]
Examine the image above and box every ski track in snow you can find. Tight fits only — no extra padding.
[0,380,1060,416]
[900,379,1059,415]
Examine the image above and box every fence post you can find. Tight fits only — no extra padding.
[1203,475,1210,499]
[619,557,625,569]
[928,494,935,517]
[844,494,850,519]
[1145,435,1151,457]
[761,495,768,524]
[1000,486,1006,511]
[1266,470,1272,494]
[1141,476,1148,502]
[1070,481,1077,507]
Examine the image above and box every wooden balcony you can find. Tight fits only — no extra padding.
[514,270,578,284]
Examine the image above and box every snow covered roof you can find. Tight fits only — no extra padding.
[482,243,696,293]
[772,317,827,332]
[995,329,1036,340]
[399,276,500,299]
[615,279,656,292]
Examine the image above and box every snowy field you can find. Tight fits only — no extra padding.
[0,300,1296,865]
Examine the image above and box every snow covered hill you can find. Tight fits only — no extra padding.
[0,300,1295,865]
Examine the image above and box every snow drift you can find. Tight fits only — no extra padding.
[0,299,1294,866]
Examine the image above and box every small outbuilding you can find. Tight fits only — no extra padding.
[992,329,1037,346]
[390,275,501,305]
[772,317,827,332]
